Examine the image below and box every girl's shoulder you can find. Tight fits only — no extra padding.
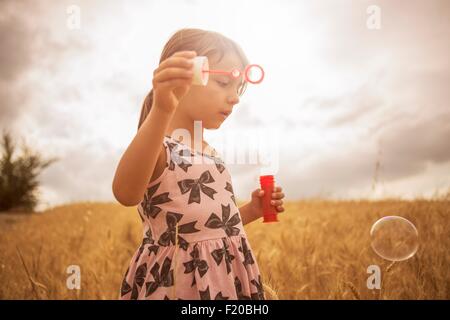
[147,135,226,188]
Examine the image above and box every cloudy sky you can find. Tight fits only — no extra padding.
[1,0,449,210]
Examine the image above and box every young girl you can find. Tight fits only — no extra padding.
[112,28,285,300]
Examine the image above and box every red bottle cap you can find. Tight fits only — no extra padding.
[260,175,274,185]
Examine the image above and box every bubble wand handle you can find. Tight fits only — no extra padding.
[202,65,265,84]
[202,70,230,75]
[192,56,265,85]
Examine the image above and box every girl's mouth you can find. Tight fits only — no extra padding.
[219,110,231,118]
[219,112,229,119]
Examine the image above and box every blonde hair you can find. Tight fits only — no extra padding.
[137,28,250,131]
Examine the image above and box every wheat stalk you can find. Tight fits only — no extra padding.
[386,261,396,273]
[262,283,279,300]
[378,261,396,300]
[34,244,43,278]
[343,281,361,300]
[16,246,48,299]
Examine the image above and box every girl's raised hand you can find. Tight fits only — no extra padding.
[152,50,197,114]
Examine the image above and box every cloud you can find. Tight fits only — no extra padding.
[1,0,449,209]
[0,0,91,130]
[0,1,38,128]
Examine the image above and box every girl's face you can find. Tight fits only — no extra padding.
[180,52,245,129]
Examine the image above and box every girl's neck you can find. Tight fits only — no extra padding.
[165,113,206,152]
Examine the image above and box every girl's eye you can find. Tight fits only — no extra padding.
[216,80,229,87]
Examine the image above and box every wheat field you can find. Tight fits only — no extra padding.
[0,199,448,300]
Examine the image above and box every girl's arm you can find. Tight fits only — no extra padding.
[239,202,260,225]
[112,50,196,207]
[112,106,174,206]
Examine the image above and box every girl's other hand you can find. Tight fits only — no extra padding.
[152,50,197,114]
[249,186,285,220]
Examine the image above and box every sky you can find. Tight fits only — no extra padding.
[0,0,449,211]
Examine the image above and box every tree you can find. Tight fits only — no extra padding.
[0,130,58,213]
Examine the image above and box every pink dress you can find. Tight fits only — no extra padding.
[119,135,265,300]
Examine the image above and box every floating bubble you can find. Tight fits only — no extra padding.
[370,216,418,261]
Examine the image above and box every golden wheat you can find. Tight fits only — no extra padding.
[0,199,449,299]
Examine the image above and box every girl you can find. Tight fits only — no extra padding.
[113,28,285,300]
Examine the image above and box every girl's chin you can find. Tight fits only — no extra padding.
[206,122,222,129]
[203,118,225,129]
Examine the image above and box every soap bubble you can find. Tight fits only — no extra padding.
[370,216,418,261]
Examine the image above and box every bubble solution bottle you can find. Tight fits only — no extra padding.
[259,175,279,223]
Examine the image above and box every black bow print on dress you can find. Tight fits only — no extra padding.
[224,182,236,205]
[135,228,159,263]
[203,152,226,174]
[143,228,160,256]
[211,238,235,274]
[205,204,241,237]
[238,237,255,265]
[157,212,200,250]
[177,170,217,204]
[167,141,194,172]
[183,244,209,287]
[145,257,174,297]
[250,275,265,300]
[234,276,251,300]
[199,286,229,300]
[126,262,147,300]
[120,267,132,297]
[141,182,172,219]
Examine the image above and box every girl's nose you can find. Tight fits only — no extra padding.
[227,93,240,105]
